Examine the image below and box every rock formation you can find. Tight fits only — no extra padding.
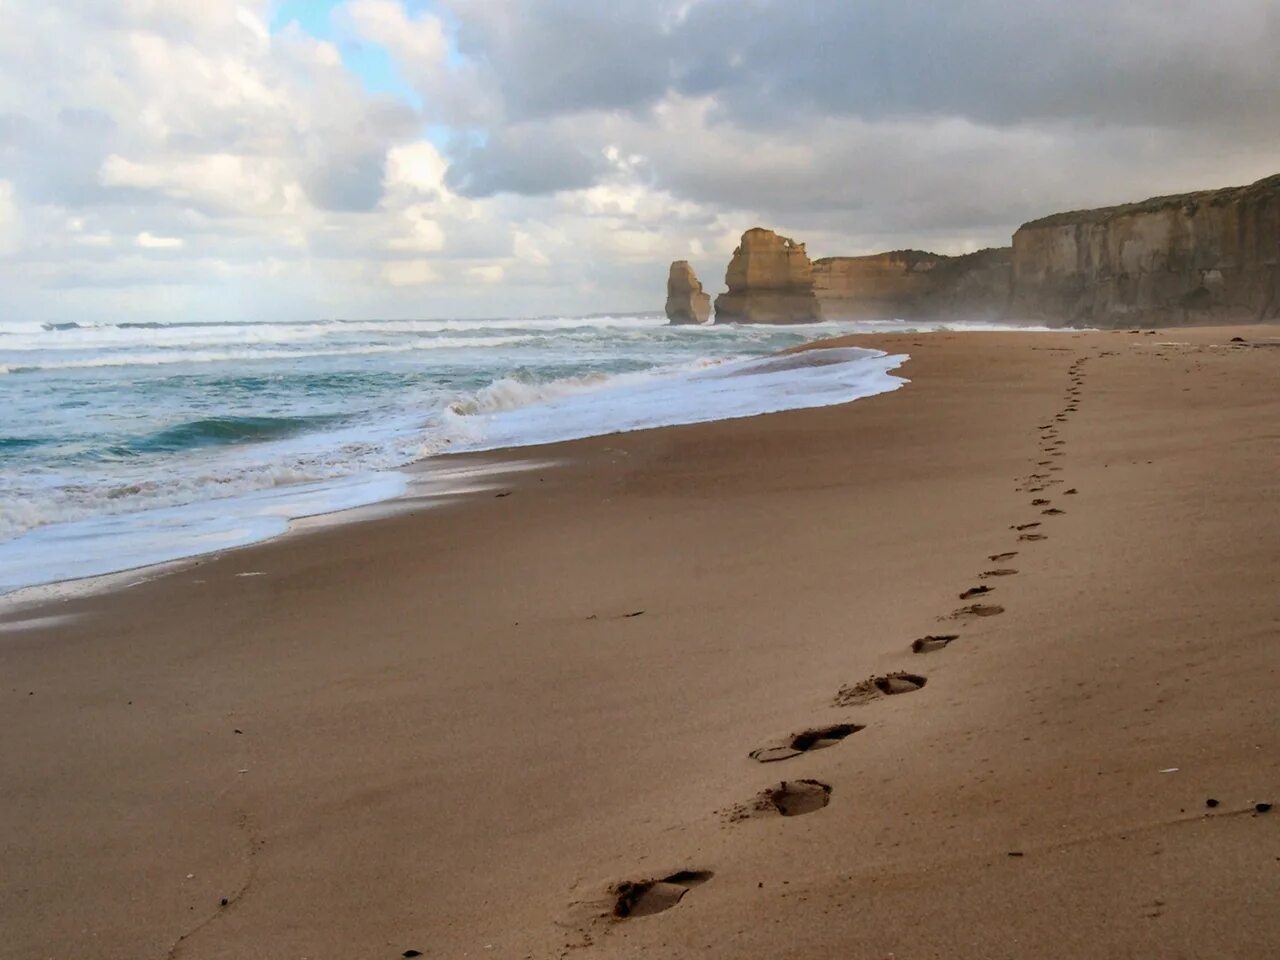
[677,172,1278,328]
[713,228,823,324]
[1010,173,1280,326]
[664,260,712,325]
[813,248,1011,321]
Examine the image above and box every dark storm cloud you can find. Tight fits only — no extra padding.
[437,0,1280,200]
[446,0,675,120]
[444,0,1280,129]
[444,125,609,196]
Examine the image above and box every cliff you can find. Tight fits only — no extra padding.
[1010,173,1280,326]
[813,247,1011,321]
[665,261,712,325]
[713,228,822,324]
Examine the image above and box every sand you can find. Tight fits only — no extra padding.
[1,326,1277,959]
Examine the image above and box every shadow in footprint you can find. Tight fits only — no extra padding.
[750,723,863,763]
[1014,522,1041,530]
[765,780,831,817]
[980,568,1018,578]
[912,634,958,654]
[834,671,927,705]
[1042,508,1065,515]
[1020,533,1048,541]
[951,603,1004,619]
[960,585,992,599]
[1031,498,1050,505]
[613,871,714,918]
[989,551,1018,561]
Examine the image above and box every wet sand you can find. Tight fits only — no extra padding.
[1,326,1278,959]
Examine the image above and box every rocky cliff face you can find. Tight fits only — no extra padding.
[1010,174,1280,326]
[813,248,1011,321]
[665,260,712,325]
[713,228,822,324]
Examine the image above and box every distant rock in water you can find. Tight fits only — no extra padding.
[665,260,712,325]
[813,248,1011,321]
[713,228,823,324]
[1010,173,1280,326]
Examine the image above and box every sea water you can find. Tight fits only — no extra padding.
[0,314,1016,593]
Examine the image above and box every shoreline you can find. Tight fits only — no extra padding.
[0,339,910,608]
[2,325,1277,959]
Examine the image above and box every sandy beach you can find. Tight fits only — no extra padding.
[2,326,1278,959]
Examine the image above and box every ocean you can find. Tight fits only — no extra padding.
[0,313,1007,595]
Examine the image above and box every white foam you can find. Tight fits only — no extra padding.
[0,335,535,374]
[0,472,409,593]
[444,346,908,453]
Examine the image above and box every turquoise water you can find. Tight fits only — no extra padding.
[1,313,1041,593]
[2,314,921,591]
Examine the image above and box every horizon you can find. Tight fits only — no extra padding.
[1,1,1278,324]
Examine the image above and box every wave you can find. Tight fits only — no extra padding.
[0,335,538,374]
[132,415,346,454]
[0,436,50,450]
[448,371,624,416]
[436,346,909,455]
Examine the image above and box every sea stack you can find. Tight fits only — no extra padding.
[664,260,712,325]
[713,228,823,324]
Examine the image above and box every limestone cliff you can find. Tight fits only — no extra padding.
[1010,174,1280,326]
[813,248,1011,321]
[713,228,822,324]
[664,261,712,325]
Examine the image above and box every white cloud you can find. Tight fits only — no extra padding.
[382,259,439,286]
[1,0,1276,323]
[0,181,22,256]
[386,208,446,253]
[136,231,184,249]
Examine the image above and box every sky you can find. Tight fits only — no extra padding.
[1,0,1277,323]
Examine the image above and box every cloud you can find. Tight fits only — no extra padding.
[1,0,1277,322]
[382,259,438,286]
[444,125,608,197]
[0,180,21,255]
[136,231,183,249]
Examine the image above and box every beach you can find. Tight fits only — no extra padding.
[2,326,1277,958]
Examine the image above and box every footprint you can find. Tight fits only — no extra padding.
[989,551,1018,561]
[1031,498,1050,505]
[728,781,833,821]
[612,870,714,918]
[1041,508,1064,515]
[980,568,1018,578]
[750,723,863,762]
[764,780,832,817]
[833,672,927,705]
[1064,488,1078,495]
[1019,533,1047,541]
[912,634,958,654]
[959,585,992,599]
[951,603,1004,619]
[1013,522,1040,530]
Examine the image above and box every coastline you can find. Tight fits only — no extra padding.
[0,337,910,602]
[2,325,1278,958]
